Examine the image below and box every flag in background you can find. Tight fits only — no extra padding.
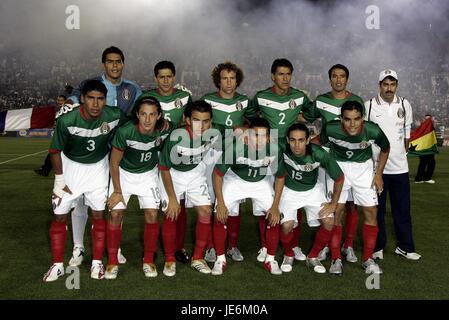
[408,117,439,157]
[0,106,55,132]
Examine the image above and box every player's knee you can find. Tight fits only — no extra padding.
[197,207,212,224]
[109,210,123,224]
[322,217,334,230]
[144,209,158,224]
[281,221,294,234]
[91,210,104,220]
[54,214,68,223]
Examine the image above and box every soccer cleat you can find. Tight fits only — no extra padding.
[329,258,343,275]
[395,247,421,260]
[280,256,294,272]
[362,258,383,274]
[163,261,176,277]
[341,246,358,263]
[263,260,282,275]
[306,257,326,274]
[257,247,268,262]
[191,259,212,274]
[175,248,190,264]
[105,265,119,280]
[90,261,105,280]
[292,246,306,261]
[414,180,424,184]
[424,179,435,184]
[117,248,127,264]
[317,246,329,261]
[143,263,158,278]
[69,246,85,267]
[43,263,64,282]
[226,247,244,262]
[372,249,384,260]
[204,248,217,263]
[211,260,228,276]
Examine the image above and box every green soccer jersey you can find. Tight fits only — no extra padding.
[159,127,221,172]
[277,144,343,192]
[306,92,364,126]
[111,121,173,173]
[50,105,127,164]
[201,92,257,134]
[135,88,192,126]
[215,140,279,182]
[253,87,312,139]
[321,120,390,163]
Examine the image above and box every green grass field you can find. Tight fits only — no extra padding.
[1,137,448,300]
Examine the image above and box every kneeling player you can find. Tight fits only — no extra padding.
[105,97,172,279]
[322,101,390,275]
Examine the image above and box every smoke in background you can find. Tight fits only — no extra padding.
[1,0,448,99]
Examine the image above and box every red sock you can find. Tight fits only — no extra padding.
[175,200,187,251]
[213,220,227,256]
[330,225,343,260]
[106,222,121,265]
[362,224,378,262]
[206,216,215,250]
[279,230,294,257]
[50,220,67,263]
[143,222,160,264]
[227,215,240,248]
[258,216,266,248]
[265,224,280,256]
[91,218,106,261]
[162,217,176,262]
[309,227,332,258]
[192,220,211,260]
[344,206,359,248]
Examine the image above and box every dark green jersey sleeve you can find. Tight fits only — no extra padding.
[315,146,343,181]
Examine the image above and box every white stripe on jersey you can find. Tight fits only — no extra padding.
[316,101,341,118]
[283,154,320,172]
[328,137,376,150]
[257,97,304,111]
[160,96,190,112]
[204,99,248,113]
[126,133,169,151]
[67,119,120,138]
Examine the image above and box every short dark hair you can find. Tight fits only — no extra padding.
[287,123,310,140]
[57,94,67,100]
[328,64,349,80]
[81,79,108,97]
[249,117,270,129]
[271,58,294,74]
[132,96,164,131]
[184,100,213,118]
[341,100,364,117]
[154,60,176,77]
[102,46,125,63]
[211,61,244,89]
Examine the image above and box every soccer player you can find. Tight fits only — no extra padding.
[66,46,142,268]
[105,97,172,279]
[211,118,281,275]
[135,61,192,264]
[321,100,390,275]
[305,64,365,263]
[365,69,421,260]
[269,123,344,273]
[201,61,257,263]
[252,58,312,263]
[43,80,127,282]
[159,100,219,276]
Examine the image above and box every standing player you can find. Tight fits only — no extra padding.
[252,58,312,263]
[159,100,219,276]
[268,123,344,273]
[321,100,390,275]
[43,80,127,282]
[211,118,281,275]
[105,97,172,279]
[201,61,257,263]
[67,46,142,267]
[305,64,365,263]
[135,61,192,264]
[365,69,421,260]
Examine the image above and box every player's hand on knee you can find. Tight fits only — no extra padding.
[319,202,336,219]
[52,174,72,207]
[266,206,280,226]
[165,200,180,221]
[215,202,228,224]
[107,191,125,211]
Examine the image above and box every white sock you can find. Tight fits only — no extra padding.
[216,254,226,263]
[71,198,88,248]
[265,254,275,262]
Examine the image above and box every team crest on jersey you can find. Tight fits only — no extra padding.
[289,99,297,109]
[303,163,314,172]
[122,89,131,101]
[235,101,243,111]
[262,157,272,167]
[359,141,370,149]
[327,190,333,200]
[155,137,162,147]
[175,98,183,109]
[100,122,110,135]
[397,108,405,119]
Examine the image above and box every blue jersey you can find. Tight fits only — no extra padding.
[69,74,142,115]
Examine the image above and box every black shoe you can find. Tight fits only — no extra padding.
[34,168,49,177]
[175,249,190,264]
